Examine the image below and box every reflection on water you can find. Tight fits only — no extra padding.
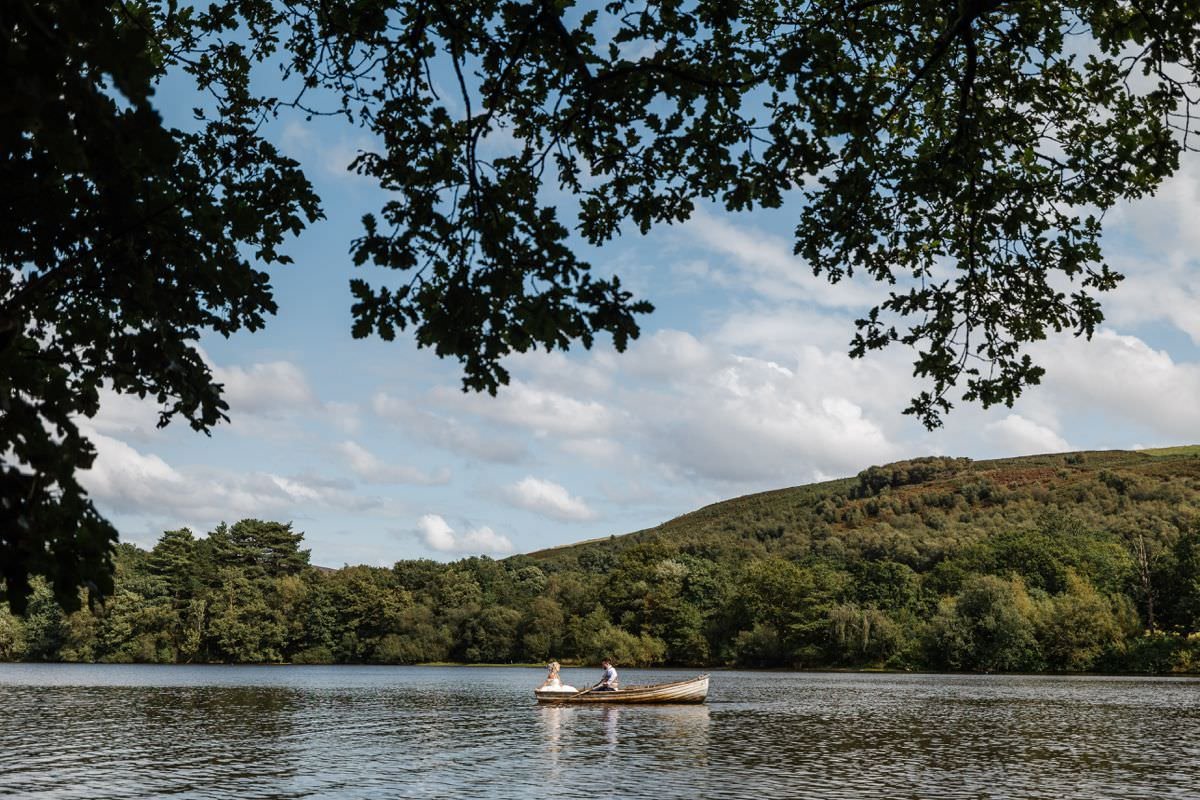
[539,701,709,763]
[603,705,619,749]
[1,665,1197,799]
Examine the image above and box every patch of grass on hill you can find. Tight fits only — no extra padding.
[1141,445,1200,457]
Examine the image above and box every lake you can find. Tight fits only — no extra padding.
[1,665,1196,799]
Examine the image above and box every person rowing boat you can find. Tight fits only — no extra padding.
[594,658,618,691]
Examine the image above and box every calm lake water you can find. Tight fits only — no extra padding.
[1,665,1197,799]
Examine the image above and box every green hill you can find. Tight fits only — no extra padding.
[533,448,1200,572]
[4,448,1199,673]
[516,448,1200,672]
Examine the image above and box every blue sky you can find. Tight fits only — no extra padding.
[77,52,1200,568]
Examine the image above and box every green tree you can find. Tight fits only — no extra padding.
[0,0,319,612]
[391,603,454,664]
[826,604,904,665]
[20,578,67,661]
[206,567,286,663]
[565,606,666,666]
[393,559,449,596]
[1034,572,1123,672]
[519,596,567,662]
[926,574,1042,672]
[0,604,27,661]
[850,560,921,611]
[324,565,413,661]
[91,589,178,663]
[148,529,203,600]
[733,558,848,665]
[456,605,521,663]
[208,520,311,579]
[1162,524,1200,633]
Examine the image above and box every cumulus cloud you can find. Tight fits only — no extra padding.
[644,374,896,484]
[1101,253,1200,346]
[337,440,450,485]
[983,414,1071,456]
[504,349,615,394]
[85,356,319,441]
[211,359,317,416]
[1109,157,1200,262]
[559,437,625,463]
[613,329,904,484]
[1089,160,1200,345]
[434,379,616,439]
[78,426,378,530]
[1035,330,1200,441]
[681,208,881,309]
[372,392,526,463]
[622,329,717,381]
[87,388,166,441]
[416,513,514,554]
[83,356,321,447]
[505,477,596,521]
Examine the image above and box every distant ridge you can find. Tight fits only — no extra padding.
[528,447,1200,567]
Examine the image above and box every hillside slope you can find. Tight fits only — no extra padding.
[533,449,1200,572]
[518,448,1200,672]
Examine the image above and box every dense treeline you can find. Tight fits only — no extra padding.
[3,450,1200,672]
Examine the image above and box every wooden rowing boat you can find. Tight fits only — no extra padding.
[534,674,709,704]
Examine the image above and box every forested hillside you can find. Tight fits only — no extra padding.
[3,449,1200,672]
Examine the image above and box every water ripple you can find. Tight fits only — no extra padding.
[1,666,1197,799]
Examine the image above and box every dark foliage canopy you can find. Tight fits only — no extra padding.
[4,0,1200,610]
[1,0,319,612]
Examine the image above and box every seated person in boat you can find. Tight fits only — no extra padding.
[537,661,578,693]
[595,658,619,691]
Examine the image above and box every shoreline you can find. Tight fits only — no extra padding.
[2,661,1197,678]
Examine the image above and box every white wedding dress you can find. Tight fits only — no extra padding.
[539,676,578,693]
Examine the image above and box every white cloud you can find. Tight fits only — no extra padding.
[640,369,898,484]
[504,349,615,394]
[1102,159,1200,344]
[337,440,450,485]
[416,513,457,551]
[681,209,881,309]
[1113,267,1200,346]
[712,307,864,359]
[983,414,1071,456]
[416,513,514,554]
[325,402,363,435]
[78,427,378,531]
[372,392,526,462]
[87,388,166,441]
[559,437,625,463]
[1110,157,1200,261]
[80,430,182,507]
[211,359,316,416]
[622,329,716,381]
[279,120,378,181]
[1036,330,1200,441]
[433,379,615,439]
[505,477,597,521]
[86,357,319,441]
[614,329,905,484]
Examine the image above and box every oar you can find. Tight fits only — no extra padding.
[569,682,600,699]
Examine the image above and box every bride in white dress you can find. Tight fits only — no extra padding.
[537,661,578,693]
